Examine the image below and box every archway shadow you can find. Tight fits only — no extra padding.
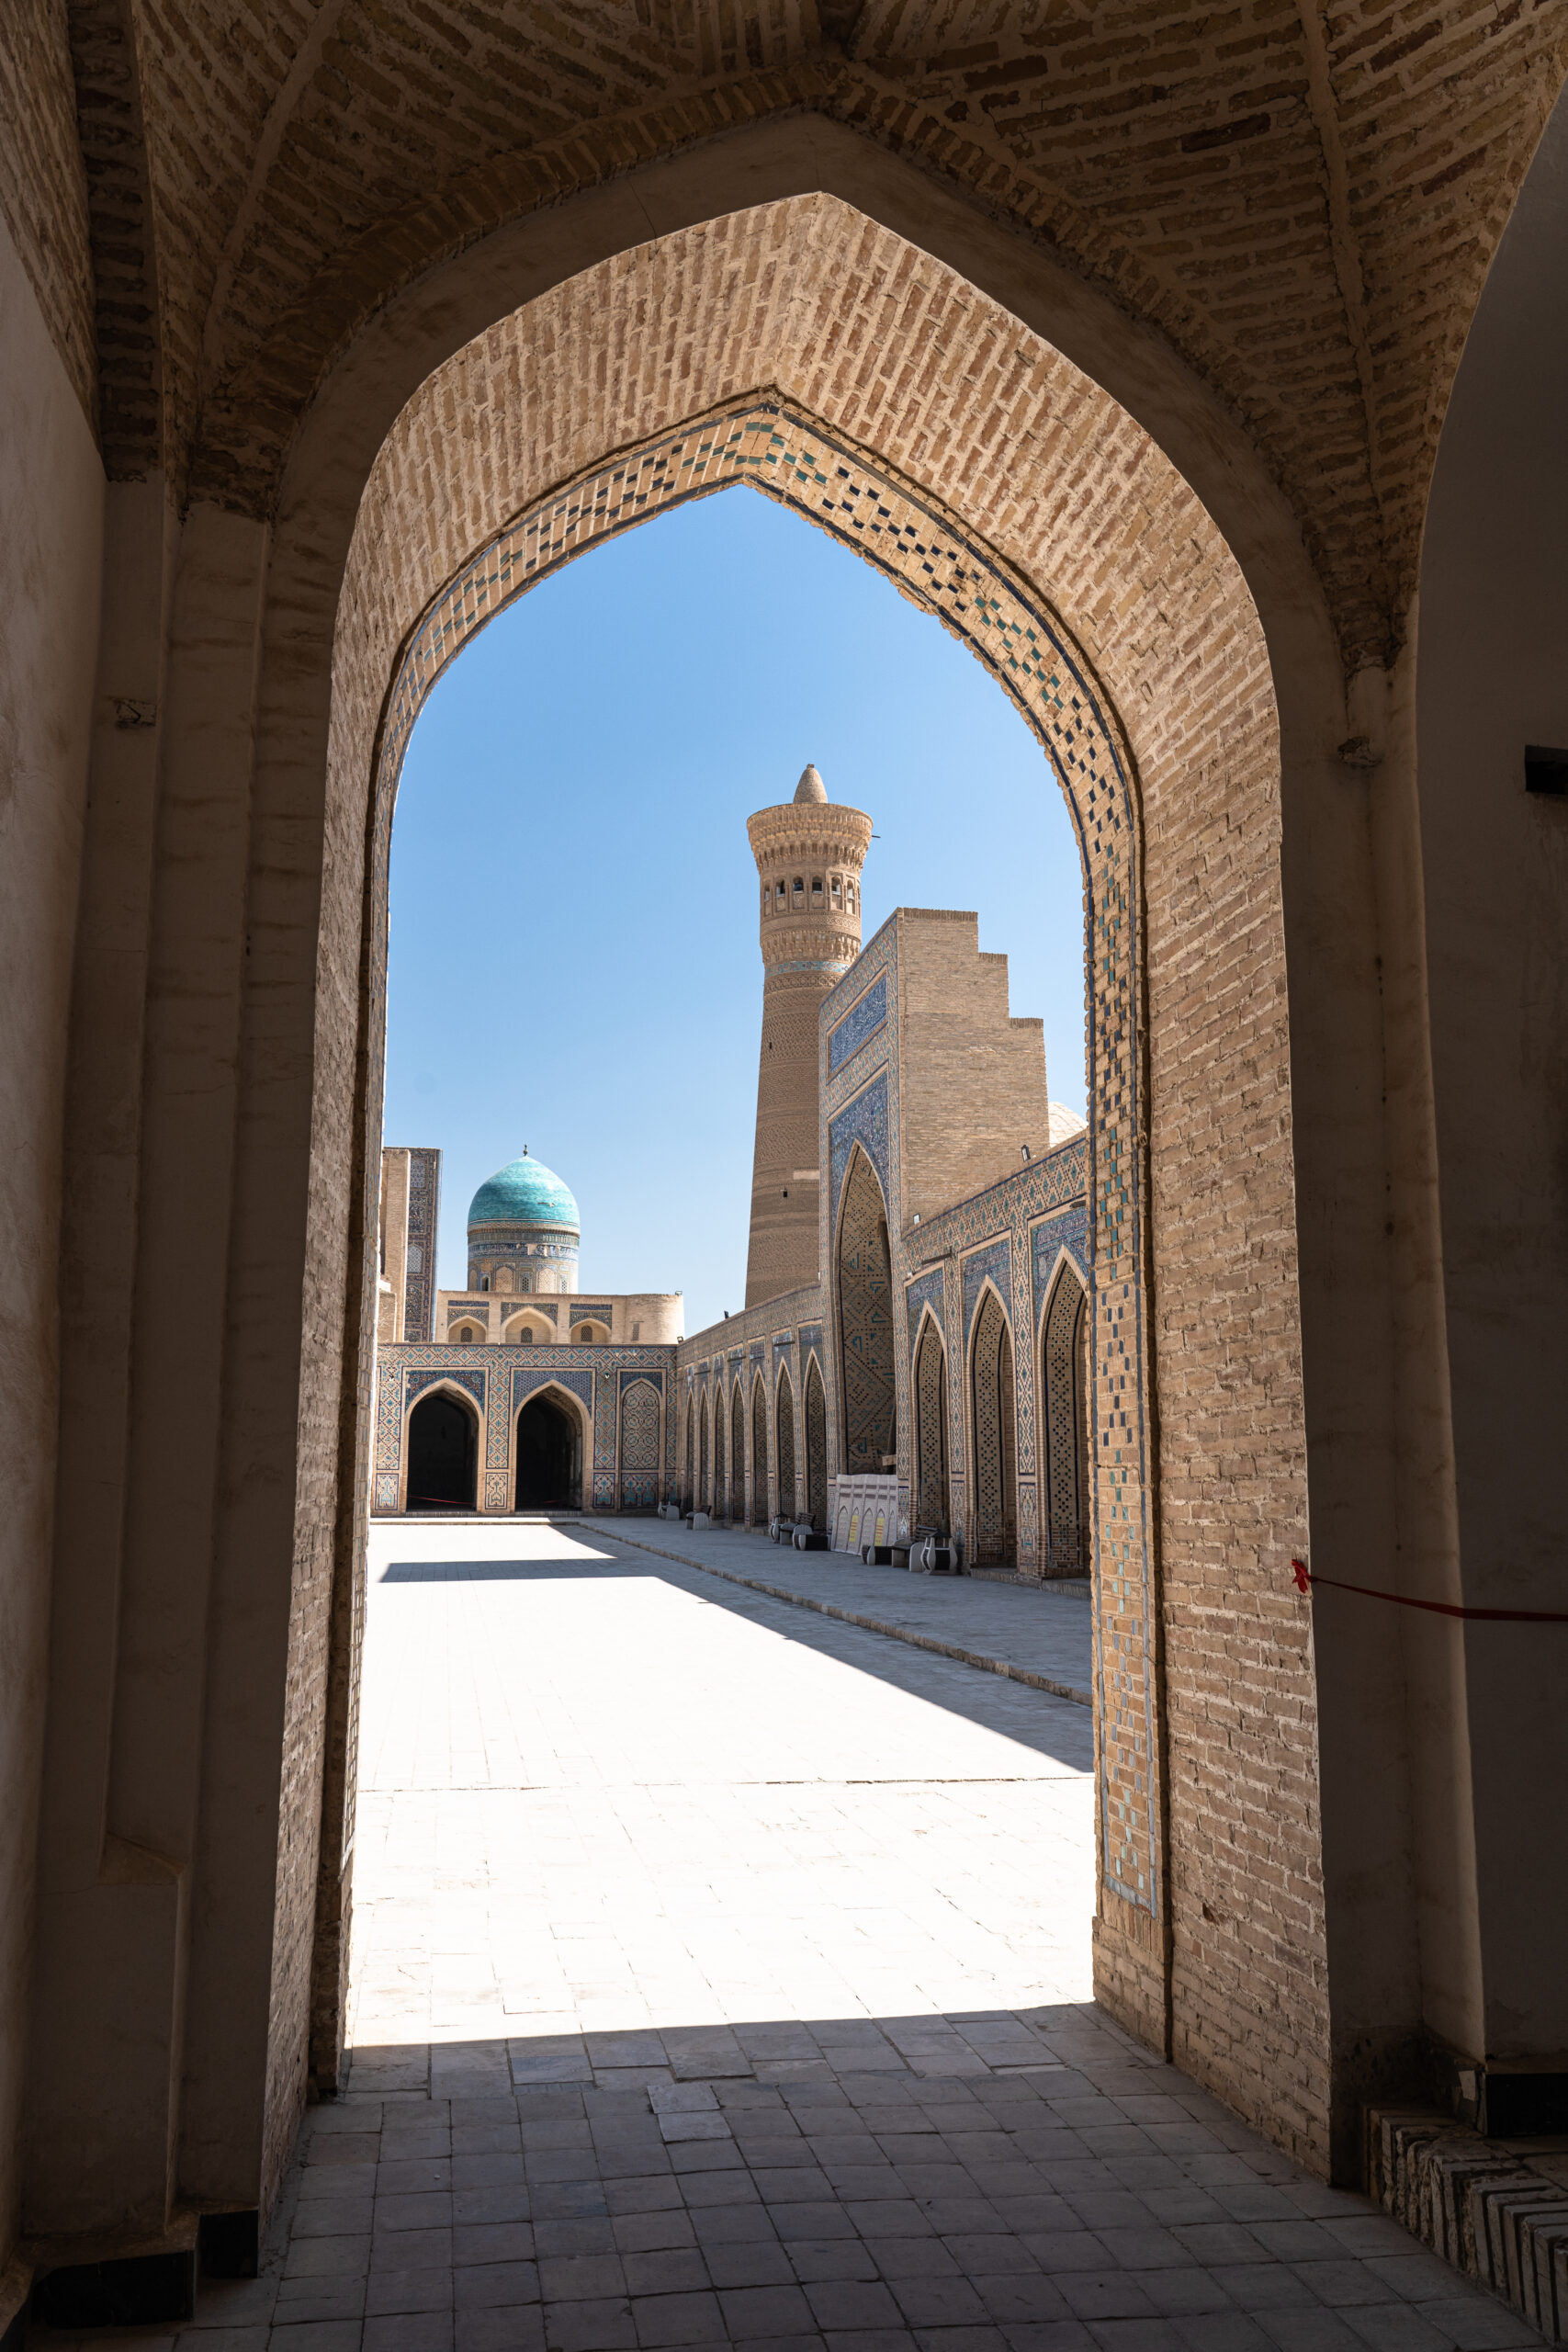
[374,1544,1091,1773]
[343,2001,1168,2105]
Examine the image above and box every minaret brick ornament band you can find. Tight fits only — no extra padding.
[745,763,874,1307]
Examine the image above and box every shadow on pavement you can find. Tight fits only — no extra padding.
[377,1549,1092,1771]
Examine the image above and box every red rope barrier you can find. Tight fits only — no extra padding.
[1292,1559,1568,1623]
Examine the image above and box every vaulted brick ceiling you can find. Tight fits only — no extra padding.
[64,0,1568,666]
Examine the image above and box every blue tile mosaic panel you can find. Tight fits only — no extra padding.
[905,1266,945,1354]
[1032,1203,1091,1328]
[828,974,887,1074]
[829,1072,889,1234]
[963,1238,1013,1340]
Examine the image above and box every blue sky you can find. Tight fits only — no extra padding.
[385,486,1087,1336]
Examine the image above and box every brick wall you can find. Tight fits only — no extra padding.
[0,0,94,434]
[895,911,1052,1222]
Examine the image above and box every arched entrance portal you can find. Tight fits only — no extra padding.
[970,1293,1018,1570]
[514,1392,581,1510]
[286,195,1331,2149]
[913,1316,949,1535]
[835,1148,897,1476]
[406,1388,478,1511]
[1042,1266,1090,1577]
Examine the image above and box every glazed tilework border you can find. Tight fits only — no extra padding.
[1033,1204,1091,1328]
[406,1365,485,1412]
[962,1238,1013,1344]
[828,1071,890,1239]
[821,923,905,1542]
[828,973,887,1074]
[905,1267,945,1357]
[374,1342,672,1514]
[370,396,1156,1923]
[402,1148,440,1341]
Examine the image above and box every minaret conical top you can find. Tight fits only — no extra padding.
[795,762,828,804]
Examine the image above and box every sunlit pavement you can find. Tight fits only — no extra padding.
[36,1521,1535,2352]
[349,1519,1096,2065]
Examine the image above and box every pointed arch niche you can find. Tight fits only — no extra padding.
[969,1289,1019,1570]
[775,1363,797,1522]
[1041,1261,1091,1578]
[729,1384,745,1525]
[298,193,1323,2155]
[751,1375,770,1526]
[912,1312,950,1536]
[835,1147,897,1478]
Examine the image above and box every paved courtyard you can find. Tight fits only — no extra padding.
[37,1522,1535,2352]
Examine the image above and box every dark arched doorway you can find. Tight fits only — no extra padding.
[805,1358,828,1534]
[913,1315,950,1535]
[730,1384,745,1525]
[836,1147,897,1475]
[406,1388,478,1511]
[712,1388,726,1516]
[970,1290,1018,1568]
[751,1377,769,1525]
[1041,1264,1090,1577]
[515,1392,581,1510]
[775,1365,796,1521]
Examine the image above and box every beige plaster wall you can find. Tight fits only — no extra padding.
[0,207,103,2321]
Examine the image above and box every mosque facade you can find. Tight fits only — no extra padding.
[374,765,1089,1573]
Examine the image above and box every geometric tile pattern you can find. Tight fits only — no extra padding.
[970,1287,1018,1570]
[904,1265,944,1359]
[828,1070,889,1238]
[376,399,1149,1917]
[963,1237,1012,1345]
[730,1383,745,1523]
[827,970,886,1073]
[401,1146,440,1340]
[836,1147,897,1477]
[1032,1201,1090,1327]
[1043,1261,1090,1577]
[751,1374,769,1524]
[913,1309,949,1534]
[775,1363,796,1520]
[618,1378,660,1470]
[375,1342,671,1516]
[805,1356,828,1533]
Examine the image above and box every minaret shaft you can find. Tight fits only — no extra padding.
[744,774,874,1309]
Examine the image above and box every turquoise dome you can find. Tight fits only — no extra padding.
[468,1154,580,1233]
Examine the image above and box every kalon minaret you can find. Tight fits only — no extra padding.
[744,763,874,1307]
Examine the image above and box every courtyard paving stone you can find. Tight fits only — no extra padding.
[576,1521,1092,1706]
[30,1522,1539,2352]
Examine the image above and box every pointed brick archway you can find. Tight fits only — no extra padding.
[288,194,1323,2168]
